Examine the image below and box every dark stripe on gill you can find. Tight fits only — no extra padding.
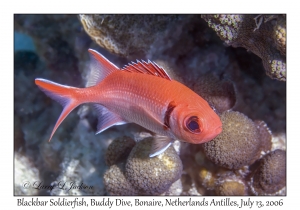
[163,100,176,130]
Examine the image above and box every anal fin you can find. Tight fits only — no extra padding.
[149,135,174,157]
[93,104,127,134]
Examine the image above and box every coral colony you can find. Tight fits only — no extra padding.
[14,14,286,195]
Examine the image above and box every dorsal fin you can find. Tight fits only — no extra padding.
[122,60,172,81]
[86,49,120,87]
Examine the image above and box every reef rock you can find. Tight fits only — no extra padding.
[202,14,286,81]
[79,14,180,58]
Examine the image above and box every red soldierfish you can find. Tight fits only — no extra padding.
[35,49,222,157]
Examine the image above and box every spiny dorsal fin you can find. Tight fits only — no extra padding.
[86,49,120,87]
[122,60,172,81]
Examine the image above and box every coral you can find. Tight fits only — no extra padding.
[105,136,136,166]
[147,15,230,83]
[79,14,180,58]
[50,159,84,196]
[215,173,247,196]
[91,172,179,196]
[162,179,183,195]
[202,14,286,81]
[228,48,286,133]
[39,140,62,172]
[181,143,253,196]
[202,15,243,44]
[14,153,40,195]
[249,149,286,195]
[180,172,202,196]
[274,16,286,56]
[125,138,182,195]
[48,118,127,196]
[198,168,216,190]
[203,111,261,169]
[254,120,272,156]
[103,137,183,195]
[50,157,106,195]
[103,163,138,195]
[216,180,246,196]
[269,59,286,81]
[193,74,236,113]
[271,133,286,151]
[186,183,202,196]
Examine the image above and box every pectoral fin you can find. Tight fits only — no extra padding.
[149,135,174,157]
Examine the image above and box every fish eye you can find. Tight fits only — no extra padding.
[186,116,201,133]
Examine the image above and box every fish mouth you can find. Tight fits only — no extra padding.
[200,126,222,143]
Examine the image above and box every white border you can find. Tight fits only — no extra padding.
[4,0,297,208]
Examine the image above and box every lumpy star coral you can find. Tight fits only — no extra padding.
[103,137,183,195]
[249,149,286,195]
[103,163,138,195]
[105,136,136,166]
[193,74,236,114]
[125,138,183,195]
[203,111,261,169]
[202,14,286,81]
[254,120,272,156]
[103,136,138,195]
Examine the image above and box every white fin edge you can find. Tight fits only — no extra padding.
[149,135,174,157]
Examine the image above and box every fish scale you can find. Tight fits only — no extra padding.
[96,72,172,135]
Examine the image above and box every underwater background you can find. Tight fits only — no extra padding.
[14,14,286,195]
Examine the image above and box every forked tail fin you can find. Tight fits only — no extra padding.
[35,78,82,142]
